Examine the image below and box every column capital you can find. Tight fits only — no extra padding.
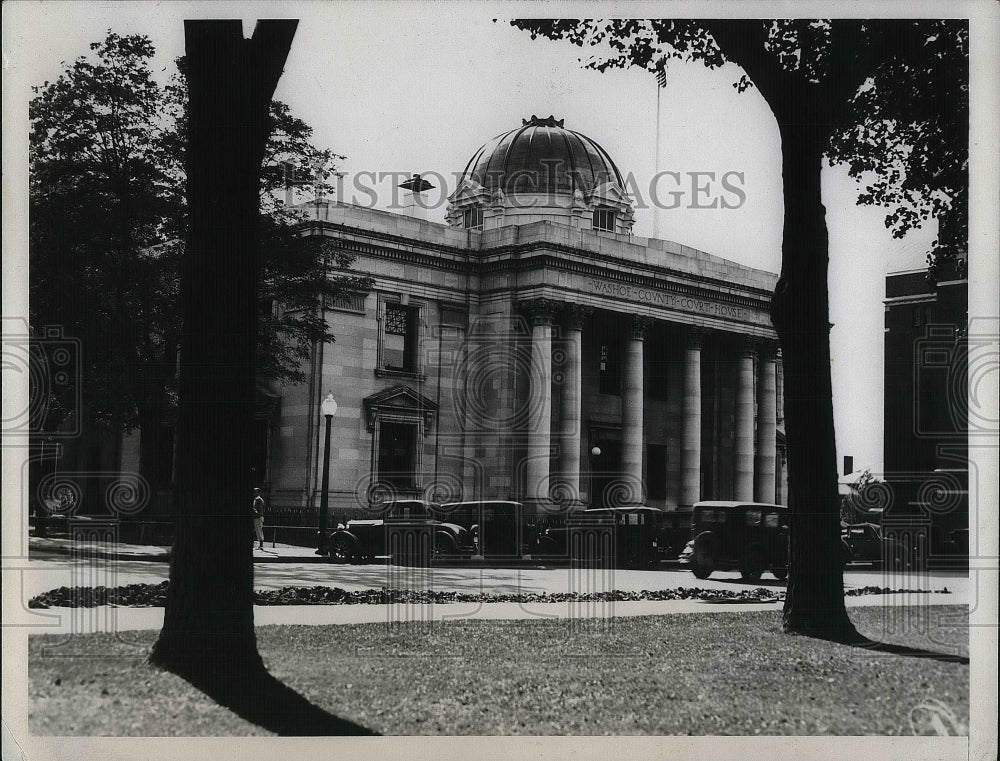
[562,303,593,331]
[684,325,706,350]
[739,335,758,359]
[519,297,561,327]
[757,339,778,361]
[628,314,652,341]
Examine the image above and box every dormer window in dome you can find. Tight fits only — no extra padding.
[463,206,484,231]
[593,207,617,233]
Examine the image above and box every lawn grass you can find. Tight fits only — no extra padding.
[28,605,969,736]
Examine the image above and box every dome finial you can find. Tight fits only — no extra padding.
[522,115,564,128]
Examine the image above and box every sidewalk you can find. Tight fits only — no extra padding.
[27,536,660,569]
[28,536,332,563]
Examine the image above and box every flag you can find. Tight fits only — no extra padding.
[656,65,667,88]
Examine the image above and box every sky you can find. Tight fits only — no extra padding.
[3,1,963,474]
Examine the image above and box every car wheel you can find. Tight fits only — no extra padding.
[740,546,766,582]
[771,567,788,581]
[434,532,457,557]
[691,535,715,579]
[329,535,357,564]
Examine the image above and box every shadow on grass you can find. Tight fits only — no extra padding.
[843,636,970,665]
[173,663,379,736]
[788,623,970,665]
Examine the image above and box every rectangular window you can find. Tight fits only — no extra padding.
[383,303,418,372]
[377,421,418,490]
[326,292,366,314]
[599,342,621,395]
[463,207,484,230]
[593,208,616,232]
[647,444,668,500]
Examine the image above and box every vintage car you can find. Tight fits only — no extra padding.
[840,522,910,570]
[440,500,524,558]
[326,499,474,564]
[531,505,672,568]
[679,501,789,581]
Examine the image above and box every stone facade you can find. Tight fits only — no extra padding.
[264,198,786,520]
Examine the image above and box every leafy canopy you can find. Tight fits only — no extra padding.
[512,19,968,276]
[29,31,371,432]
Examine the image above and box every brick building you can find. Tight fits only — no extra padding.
[882,265,968,558]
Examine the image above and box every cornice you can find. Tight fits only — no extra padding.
[303,220,776,311]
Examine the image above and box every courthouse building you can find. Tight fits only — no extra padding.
[262,116,787,519]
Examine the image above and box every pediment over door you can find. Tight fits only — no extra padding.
[363,385,438,433]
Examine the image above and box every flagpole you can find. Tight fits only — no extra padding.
[653,69,663,240]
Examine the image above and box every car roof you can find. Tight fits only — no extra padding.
[694,501,785,509]
[441,500,522,507]
[378,499,441,509]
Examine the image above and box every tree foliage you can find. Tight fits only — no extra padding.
[29,31,371,434]
[512,18,968,641]
[513,19,968,275]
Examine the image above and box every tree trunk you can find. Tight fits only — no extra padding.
[149,20,296,677]
[771,119,859,641]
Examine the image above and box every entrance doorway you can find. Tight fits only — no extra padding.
[589,437,621,510]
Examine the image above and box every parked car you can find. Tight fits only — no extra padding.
[532,505,672,568]
[326,499,474,564]
[840,522,910,570]
[678,501,789,581]
[440,500,523,557]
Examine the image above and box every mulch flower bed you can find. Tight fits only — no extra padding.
[26,581,951,609]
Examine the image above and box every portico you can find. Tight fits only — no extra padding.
[519,290,781,512]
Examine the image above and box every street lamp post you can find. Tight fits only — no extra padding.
[590,446,601,510]
[317,392,337,555]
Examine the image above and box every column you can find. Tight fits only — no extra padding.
[522,299,558,502]
[680,327,704,507]
[734,336,756,501]
[558,304,591,503]
[755,341,778,503]
[621,315,650,504]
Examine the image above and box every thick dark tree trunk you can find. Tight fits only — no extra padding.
[150,20,296,678]
[772,119,859,641]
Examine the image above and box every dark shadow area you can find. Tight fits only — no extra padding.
[846,636,970,664]
[164,661,379,736]
[788,626,970,665]
[727,578,788,588]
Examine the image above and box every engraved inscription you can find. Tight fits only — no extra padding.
[588,278,751,320]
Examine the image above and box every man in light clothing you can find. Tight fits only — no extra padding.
[252,488,265,550]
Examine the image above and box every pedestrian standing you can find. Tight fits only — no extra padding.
[252,488,265,550]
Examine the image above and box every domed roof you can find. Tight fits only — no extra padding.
[458,115,625,197]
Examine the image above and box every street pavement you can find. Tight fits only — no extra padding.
[15,536,970,636]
